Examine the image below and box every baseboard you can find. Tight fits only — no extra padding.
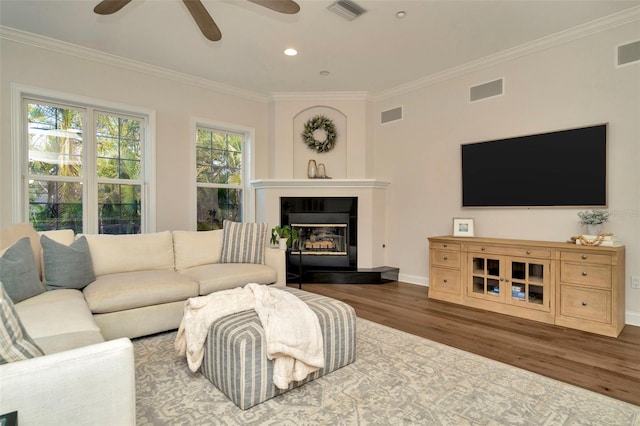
[398,273,427,287]
[625,311,640,327]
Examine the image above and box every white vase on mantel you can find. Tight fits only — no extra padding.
[586,223,602,235]
[278,238,288,250]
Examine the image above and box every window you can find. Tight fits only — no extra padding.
[195,125,246,230]
[22,93,151,234]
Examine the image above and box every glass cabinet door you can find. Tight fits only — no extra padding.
[469,255,504,302]
[506,257,550,312]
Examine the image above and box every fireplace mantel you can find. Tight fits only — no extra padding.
[252,179,389,269]
[251,179,390,189]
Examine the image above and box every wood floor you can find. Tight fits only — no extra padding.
[289,281,640,407]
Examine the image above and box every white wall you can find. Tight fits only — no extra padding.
[0,37,269,232]
[270,94,374,179]
[374,21,640,321]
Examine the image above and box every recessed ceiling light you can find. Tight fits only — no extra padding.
[284,48,298,56]
[396,11,406,18]
[320,70,330,76]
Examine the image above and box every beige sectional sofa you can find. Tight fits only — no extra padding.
[0,224,285,425]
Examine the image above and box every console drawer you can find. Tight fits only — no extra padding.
[430,268,461,295]
[561,252,611,265]
[467,244,550,259]
[560,285,611,324]
[430,241,461,251]
[561,262,611,289]
[431,249,460,269]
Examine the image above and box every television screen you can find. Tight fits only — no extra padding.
[461,124,607,207]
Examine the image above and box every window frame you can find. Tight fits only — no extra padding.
[11,84,156,233]
[191,118,255,230]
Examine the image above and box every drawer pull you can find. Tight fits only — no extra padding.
[582,254,588,259]
[581,301,588,306]
[582,271,588,276]
[481,247,486,251]
[443,244,448,248]
[526,250,531,255]
[443,279,448,284]
[443,256,448,261]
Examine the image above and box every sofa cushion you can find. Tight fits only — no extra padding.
[0,282,44,364]
[42,235,96,291]
[83,231,175,276]
[220,221,268,265]
[14,289,104,354]
[0,238,45,303]
[181,263,277,295]
[173,230,222,271]
[83,270,199,314]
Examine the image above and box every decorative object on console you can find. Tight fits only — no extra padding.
[578,209,610,236]
[452,218,475,237]
[307,159,317,178]
[302,115,337,153]
[570,233,622,247]
[270,225,299,250]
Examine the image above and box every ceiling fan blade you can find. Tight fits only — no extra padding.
[183,0,222,41]
[247,0,300,14]
[94,0,132,15]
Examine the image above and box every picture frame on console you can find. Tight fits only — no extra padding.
[453,218,475,237]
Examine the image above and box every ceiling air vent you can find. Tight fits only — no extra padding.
[328,0,367,21]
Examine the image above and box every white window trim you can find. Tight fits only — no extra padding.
[10,83,157,232]
[190,117,255,230]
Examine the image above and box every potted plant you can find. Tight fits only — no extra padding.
[270,225,298,250]
[578,209,610,235]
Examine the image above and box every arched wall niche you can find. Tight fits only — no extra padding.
[293,106,347,179]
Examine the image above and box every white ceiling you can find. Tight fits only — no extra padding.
[1,0,639,97]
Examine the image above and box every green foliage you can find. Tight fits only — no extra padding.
[270,225,299,248]
[578,209,610,225]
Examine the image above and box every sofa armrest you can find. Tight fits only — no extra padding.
[0,338,136,425]
[264,247,286,287]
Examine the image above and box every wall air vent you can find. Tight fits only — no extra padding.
[381,106,403,124]
[617,40,640,66]
[470,78,504,102]
[327,0,367,21]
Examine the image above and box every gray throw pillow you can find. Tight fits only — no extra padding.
[0,281,44,364]
[220,220,268,264]
[42,235,96,291]
[0,237,44,303]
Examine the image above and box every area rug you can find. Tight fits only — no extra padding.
[134,318,639,425]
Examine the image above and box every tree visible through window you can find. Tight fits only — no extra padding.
[196,127,243,230]
[26,99,145,234]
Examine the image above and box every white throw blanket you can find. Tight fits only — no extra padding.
[175,284,325,389]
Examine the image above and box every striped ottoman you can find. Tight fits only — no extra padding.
[200,288,356,409]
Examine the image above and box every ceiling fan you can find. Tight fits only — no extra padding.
[93,0,300,41]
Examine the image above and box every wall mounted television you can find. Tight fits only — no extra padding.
[461,124,607,207]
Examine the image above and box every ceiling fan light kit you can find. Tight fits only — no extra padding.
[93,0,300,42]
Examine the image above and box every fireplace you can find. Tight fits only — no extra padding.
[280,197,357,271]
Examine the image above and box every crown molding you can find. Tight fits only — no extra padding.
[270,92,372,102]
[372,6,640,101]
[0,25,270,103]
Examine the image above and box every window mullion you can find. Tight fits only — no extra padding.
[85,107,98,234]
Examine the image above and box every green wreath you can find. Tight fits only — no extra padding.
[301,115,337,153]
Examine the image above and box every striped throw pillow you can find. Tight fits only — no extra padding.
[220,221,268,264]
[0,282,44,364]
